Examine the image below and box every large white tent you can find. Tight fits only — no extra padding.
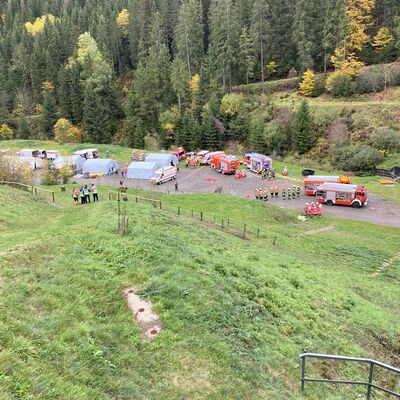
[145,153,178,168]
[53,155,85,172]
[126,162,159,179]
[82,159,119,175]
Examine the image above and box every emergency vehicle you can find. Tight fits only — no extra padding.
[150,166,177,184]
[304,175,351,195]
[74,148,99,159]
[201,151,225,165]
[172,147,187,160]
[244,153,272,173]
[45,150,61,160]
[316,183,367,208]
[211,155,239,174]
[196,150,210,163]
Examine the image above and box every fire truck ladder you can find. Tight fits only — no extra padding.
[300,353,400,399]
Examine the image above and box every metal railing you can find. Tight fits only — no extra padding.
[300,353,400,399]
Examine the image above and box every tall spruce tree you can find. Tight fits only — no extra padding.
[293,100,313,153]
[42,91,57,139]
[239,26,255,84]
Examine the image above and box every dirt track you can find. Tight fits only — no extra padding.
[74,166,400,228]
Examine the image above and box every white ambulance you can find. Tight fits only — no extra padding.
[151,166,177,184]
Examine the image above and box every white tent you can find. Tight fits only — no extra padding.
[82,159,119,175]
[126,162,159,179]
[53,155,85,172]
[145,153,178,168]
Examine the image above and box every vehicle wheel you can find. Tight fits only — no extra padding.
[351,201,361,208]
[326,200,333,206]
[172,176,176,180]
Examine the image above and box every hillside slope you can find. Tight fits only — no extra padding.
[0,187,399,399]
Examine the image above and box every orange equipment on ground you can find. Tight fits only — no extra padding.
[235,170,247,179]
[304,175,351,195]
[211,155,239,175]
[304,202,323,217]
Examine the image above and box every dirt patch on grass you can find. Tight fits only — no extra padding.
[371,251,400,277]
[123,287,162,339]
[303,225,335,236]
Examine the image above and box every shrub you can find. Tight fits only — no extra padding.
[370,128,400,153]
[312,75,325,97]
[333,144,384,173]
[0,124,13,140]
[54,118,81,144]
[326,72,353,97]
[299,69,315,97]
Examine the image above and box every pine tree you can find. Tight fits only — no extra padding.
[249,115,265,152]
[250,0,268,83]
[293,100,313,153]
[42,91,57,139]
[202,104,219,150]
[17,117,31,139]
[174,0,204,77]
[239,26,255,84]
[171,58,189,112]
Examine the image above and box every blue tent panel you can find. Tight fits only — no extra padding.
[82,159,119,175]
[127,162,160,179]
[145,153,178,167]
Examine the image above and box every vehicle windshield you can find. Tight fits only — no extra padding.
[154,172,161,178]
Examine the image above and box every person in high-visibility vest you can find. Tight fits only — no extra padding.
[255,188,259,199]
[282,188,286,200]
[80,186,86,204]
[287,187,292,200]
[91,184,98,202]
[84,184,90,203]
[263,188,269,201]
[296,185,301,198]
[72,188,79,205]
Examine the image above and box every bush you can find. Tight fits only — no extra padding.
[54,118,81,144]
[333,144,384,173]
[354,63,400,94]
[312,75,325,97]
[0,124,13,140]
[370,128,400,153]
[327,72,353,97]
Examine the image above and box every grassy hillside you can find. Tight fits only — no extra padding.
[0,186,399,399]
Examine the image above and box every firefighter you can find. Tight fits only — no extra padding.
[255,187,259,199]
[271,168,276,179]
[275,187,279,197]
[292,186,297,200]
[287,187,292,200]
[296,185,301,198]
[262,170,267,180]
[282,188,286,200]
[263,187,269,201]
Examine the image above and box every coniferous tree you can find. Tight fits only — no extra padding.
[17,117,32,139]
[293,100,313,153]
[42,91,57,138]
[239,26,255,84]
[249,115,265,152]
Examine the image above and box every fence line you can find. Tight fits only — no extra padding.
[0,181,55,202]
[108,190,266,240]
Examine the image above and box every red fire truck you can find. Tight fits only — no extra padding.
[304,175,351,195]
[316,183,368,208]
[172,147,187,160]
[211,155,239,175]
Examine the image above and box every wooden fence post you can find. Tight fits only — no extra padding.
[178,206,180,215]
[52,192,55,202]
[200,212,203,221]
[257,228,260,238]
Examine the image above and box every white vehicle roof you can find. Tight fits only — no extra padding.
[306,175,340,181]
[197,150,209,156]
[317,183,358,193]
[74,148,99,155]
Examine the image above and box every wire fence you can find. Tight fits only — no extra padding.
[108,190,268,240]
[0,181,56,202]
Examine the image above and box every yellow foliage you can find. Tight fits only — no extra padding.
[0,124,13,140]
[122,86,129,96]
[190,74,200,94]
[54,118,81,144]
[25,14,57,36]
[372,27,394,50]
[163,122,175,131]
[330,48,364,77]
[116,9,129,37]
[42,80,55,92]
[299,69,316,97]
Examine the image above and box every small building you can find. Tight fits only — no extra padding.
[145,153,178,168]
[82,159,118,175]
[126,162,160,180]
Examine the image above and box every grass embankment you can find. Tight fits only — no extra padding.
[0,186,399,399]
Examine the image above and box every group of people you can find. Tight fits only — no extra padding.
[185,157,198,168]
[282,186,301,200]
[71,184,98,205]
[261,168,276,180]
[255,187,280,201]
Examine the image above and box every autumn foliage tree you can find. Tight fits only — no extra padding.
[54,118,82,144]
[299,69,316,97]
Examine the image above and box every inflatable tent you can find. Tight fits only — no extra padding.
[53,155,85,172]
[145,153,178,168]
[82,159,119,175]
[126,162,159,179]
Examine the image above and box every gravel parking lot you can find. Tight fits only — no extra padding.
[74,166,400,228]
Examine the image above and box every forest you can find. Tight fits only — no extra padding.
[0,0,400,166]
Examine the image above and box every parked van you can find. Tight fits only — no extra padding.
[200,151,225,165]
[151,166,177,185]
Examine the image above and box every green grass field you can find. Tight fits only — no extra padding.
[0,185,399,399]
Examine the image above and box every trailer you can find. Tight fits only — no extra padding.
[243,153,272,173]
[316,183,367,208]
[211,155,239,175]
[304,175,351,195]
